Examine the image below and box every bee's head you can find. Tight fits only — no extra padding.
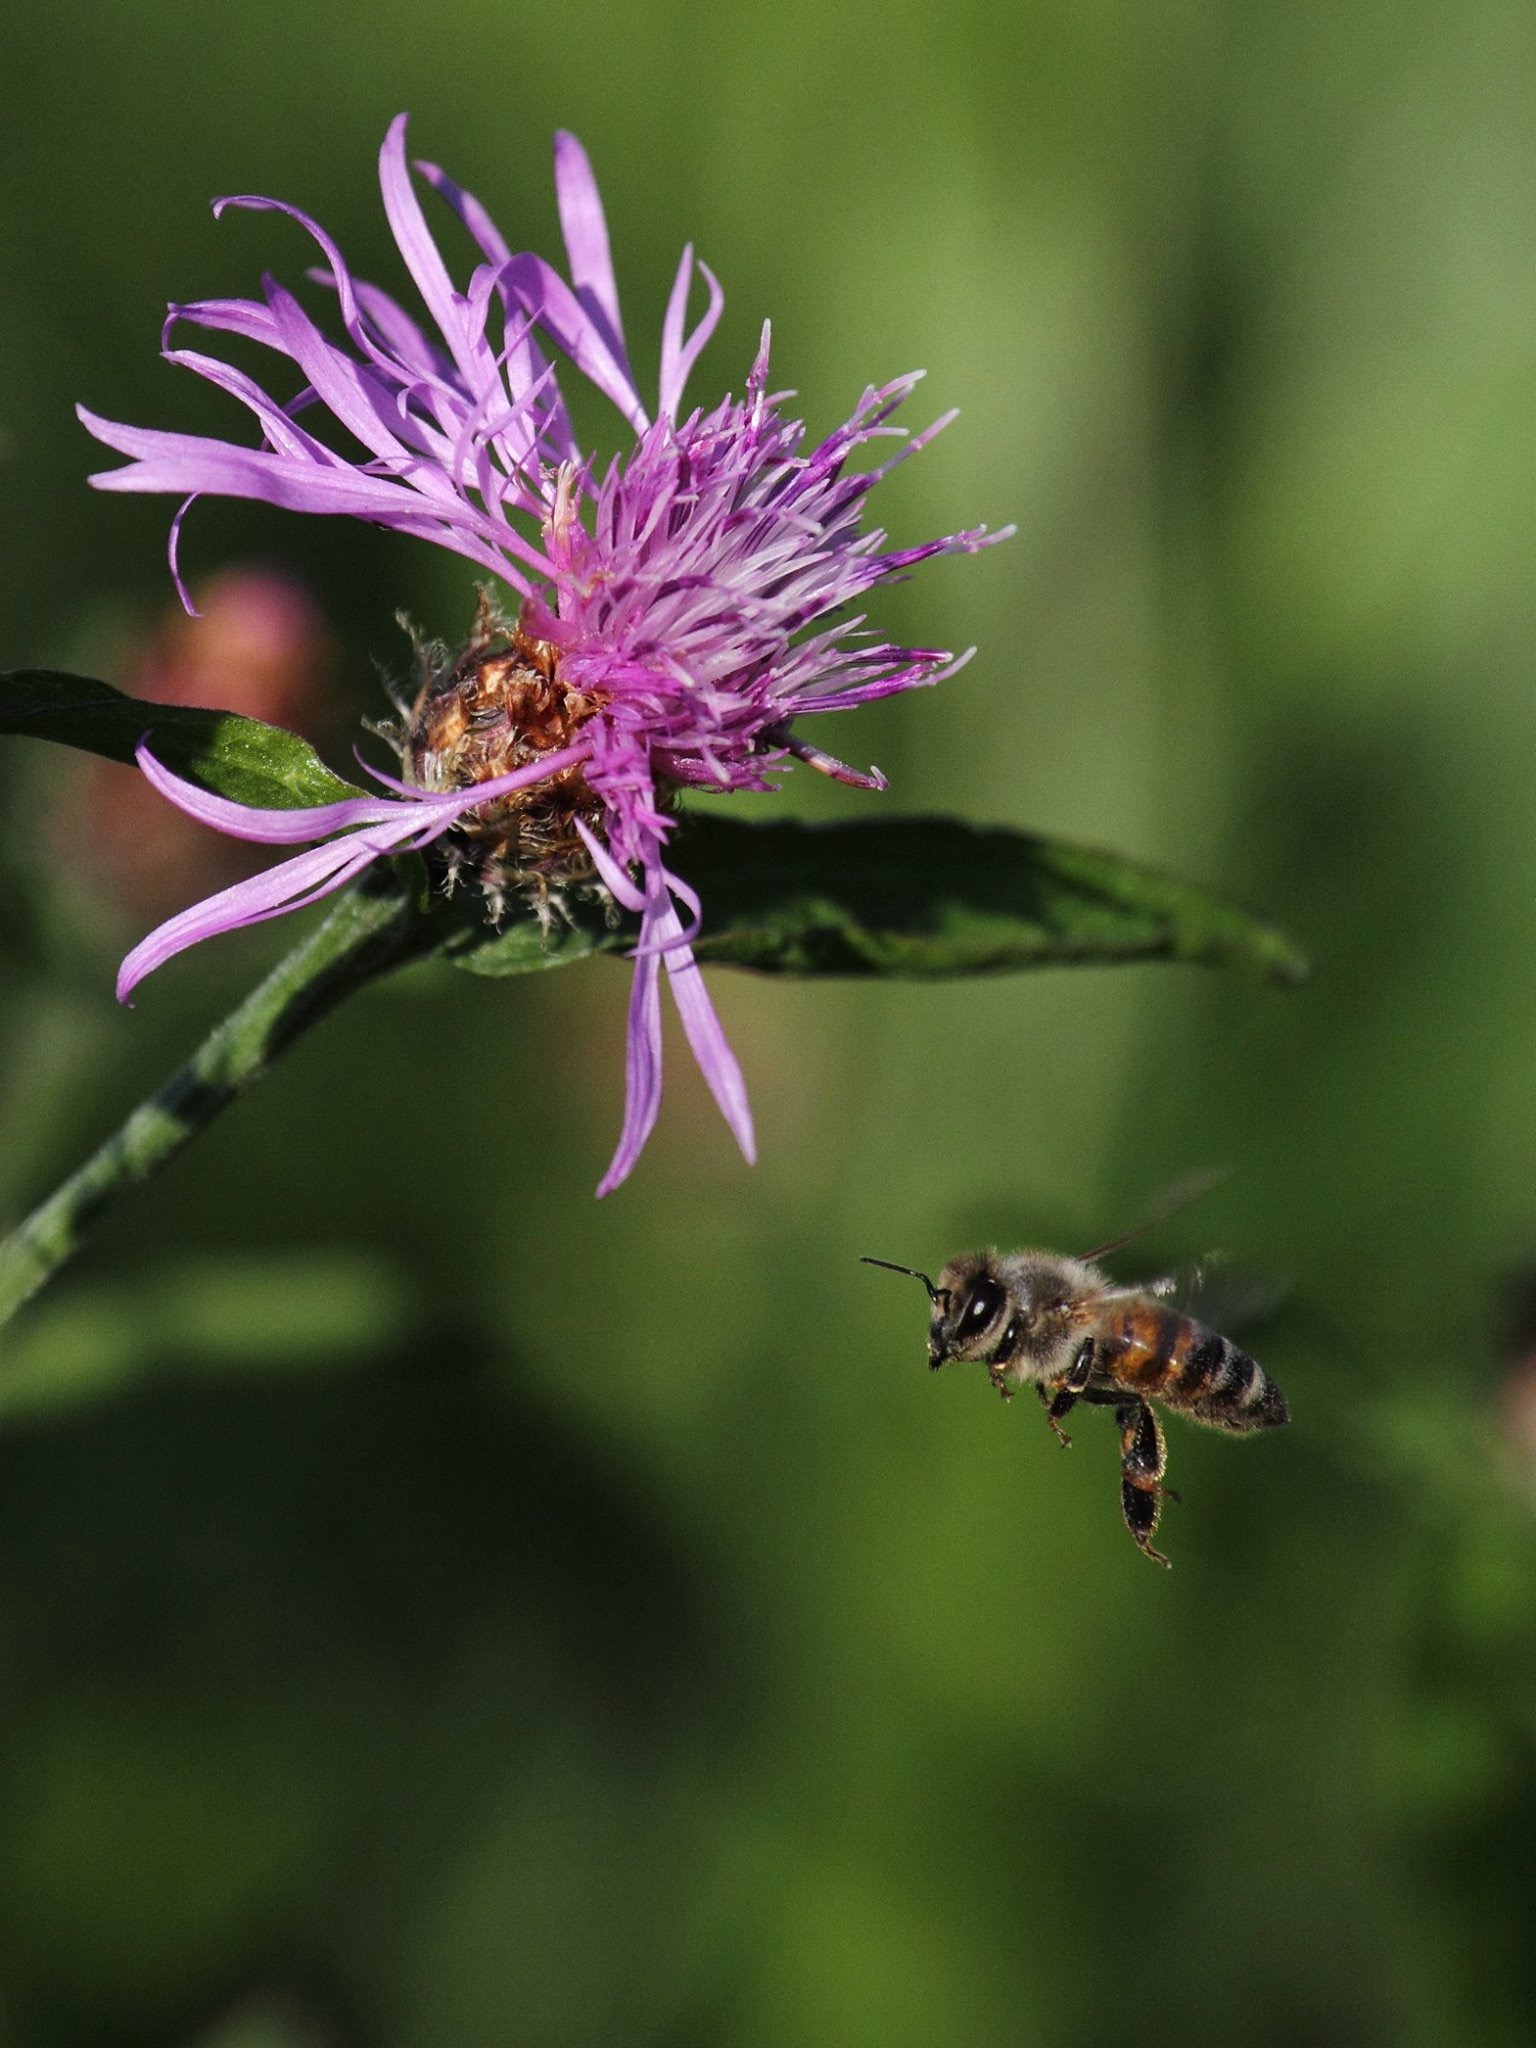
[929,1252,1015,1365]
[862,1251,1014,1367]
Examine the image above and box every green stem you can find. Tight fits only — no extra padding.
[0,867,432,1332]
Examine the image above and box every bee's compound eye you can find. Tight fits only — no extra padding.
[961,1278,1004,1335]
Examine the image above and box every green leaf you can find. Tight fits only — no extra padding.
[0,668,363,808]
[436,901,613,978]
[442,811,1308,984]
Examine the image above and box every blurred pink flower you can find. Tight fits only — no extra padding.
[78,568,337,916]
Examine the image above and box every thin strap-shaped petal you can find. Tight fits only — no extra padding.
[117,830,410,1001]
[136,743,416,841]
[409,738,594,815]
[623,862,704,953]
[135,737,593,843]
[166,495,199,615]
[159,348,337,463]
[79,403,334,480]
[573,816,645,912]
[409,166,580,464]
[552,131,629,368]
[596,908,664,1198]
[647,862,704,948]
[80,411,542,585]
[413,157,512,267]
[261,282,427,468]
[658,249,724,420]
[377,115,474,374]
[790,646,971,714]
[654,893,756,1165]
[204,195,407,393]
[377,129,504,423]
[344,276,446,379]
[123,731,590,1001]
[443,322,555,501]
[167,294,286,352]
[81,413,460,521]
[499,254,649,434]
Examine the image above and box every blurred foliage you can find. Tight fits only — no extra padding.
[2,0,1536,2045]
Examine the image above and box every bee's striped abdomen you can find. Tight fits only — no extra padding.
[1098,1303,1288,1434]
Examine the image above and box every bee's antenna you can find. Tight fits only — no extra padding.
[1077,1165,1231,1264]
[861,1256,944,1305]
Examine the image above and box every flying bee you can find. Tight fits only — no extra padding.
[862,1229,1289,1568]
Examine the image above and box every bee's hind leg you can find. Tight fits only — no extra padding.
[1116,1398,1175,1567]
[1039,1338,1097,1449]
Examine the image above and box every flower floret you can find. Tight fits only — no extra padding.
[81,119,1009,1192]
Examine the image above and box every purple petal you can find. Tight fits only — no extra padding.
[319,275,438,378]
[412,156,513,267]
[134,737,593,843]
[82,410,444,520]
[596,912,664,1198]
[573,816,645,912]
[552,132,630,370]
[377,115,475,378]
[136,743,417,841]
[655,894,755,1166]
[645,863,704,949]
[658,248,724,420]
[790,647,973,714]
[166,495,199,614]
[158,348,336,463]
[123,731,601,1004]
[499,253,649,434]
[166,293,284,353]
[261,283,429,469]
[80,406,543,587]
[117,830,410,1001]
[208,193,370,342]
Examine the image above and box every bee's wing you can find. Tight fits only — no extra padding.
[1091,1263,1202,1308]
[1096,1258,1292,1334]
[1139,1271,1183,1302]
[1075,1165,1231,1264]
[1181,1258,1293,1333]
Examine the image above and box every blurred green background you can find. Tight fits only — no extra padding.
[3,2,1536,2043]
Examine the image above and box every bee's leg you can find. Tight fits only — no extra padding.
[1116,1399,1174,1567]
[1042,1339,1097,1449]
[989,1319,1022,1401]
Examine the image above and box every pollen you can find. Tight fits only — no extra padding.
[403,605,606,904]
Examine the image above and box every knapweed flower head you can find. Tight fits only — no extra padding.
[81,117,1007,1192]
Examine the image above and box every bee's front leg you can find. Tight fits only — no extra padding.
[989,1364,1015,1402]
[1041,1339,1097,1448]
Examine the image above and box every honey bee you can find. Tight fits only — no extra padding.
[862,1229,1289,1568]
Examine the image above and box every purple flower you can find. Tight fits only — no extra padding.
[81,118,1007,1194]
